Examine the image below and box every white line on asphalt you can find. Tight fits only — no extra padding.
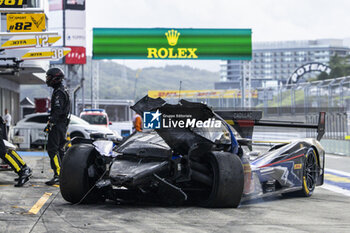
[325,168,350,177]
[321,184,350,197]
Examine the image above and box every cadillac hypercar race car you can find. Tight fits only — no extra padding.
[60,96,326,208]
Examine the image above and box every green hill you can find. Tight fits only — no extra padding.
[20,59,220,101]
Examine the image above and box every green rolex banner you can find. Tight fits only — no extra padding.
[93,28,251,60]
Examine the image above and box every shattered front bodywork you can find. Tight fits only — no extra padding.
[110,97,219,188]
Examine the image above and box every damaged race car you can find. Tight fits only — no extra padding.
[60,96,326,207]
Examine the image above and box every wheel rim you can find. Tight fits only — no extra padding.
[305,150,317,191]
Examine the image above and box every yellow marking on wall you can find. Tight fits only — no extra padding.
[325,174,350,183]
[148,89,258,99]
[21,48,71,60]
[1,36,61,49]
[28,192,52,215]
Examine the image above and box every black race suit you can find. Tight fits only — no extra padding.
[47,84,70,176]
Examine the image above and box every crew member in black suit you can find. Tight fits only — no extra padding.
[45,67,71,186]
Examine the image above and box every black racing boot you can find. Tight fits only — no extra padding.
[15,167,32,187]
[45,175,59,186]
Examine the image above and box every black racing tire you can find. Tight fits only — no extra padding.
[60,144,101,204]
[200,151,244,208]
[283,147,318,197]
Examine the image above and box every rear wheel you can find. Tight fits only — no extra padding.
[192,151,244,208]
[60,144,102,204]
[283,148,318,197]
[300,148,318,196]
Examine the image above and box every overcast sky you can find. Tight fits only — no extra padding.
[85,0,350,72]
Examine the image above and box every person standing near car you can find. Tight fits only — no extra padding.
[3,109,11,140]
[0,116,32,187]
[45,67,71,186]
[133,113,142,132]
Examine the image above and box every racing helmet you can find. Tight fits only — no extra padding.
[46,67,65,87]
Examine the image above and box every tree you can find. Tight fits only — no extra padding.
[318,54,350,80]
[317,72,329,80]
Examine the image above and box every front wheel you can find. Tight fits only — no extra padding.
[196,151,244,208]
[60,144,102,204]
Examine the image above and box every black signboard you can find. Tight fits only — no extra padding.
[64,0,85,10]
[0,0,27,8]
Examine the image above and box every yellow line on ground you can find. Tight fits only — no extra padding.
[52,184,59,188]
[28,192,52,215]
[0,184,11,187]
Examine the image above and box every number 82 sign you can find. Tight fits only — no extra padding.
[7,13,46,32]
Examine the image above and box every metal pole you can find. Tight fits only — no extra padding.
[247,61,251,108]
[317,81,322,111]
[277,84,280,116]
[81,65,85,111]
[340,79,345,108]
[134,69,141,101]
[327,79,336,110]
[292,86,294,115]
[241,70,245,108]
[73,85,81,115]
[90,59,93,107]
[263,88,267,115]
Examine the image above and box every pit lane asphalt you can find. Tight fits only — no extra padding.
[0,154,349,233]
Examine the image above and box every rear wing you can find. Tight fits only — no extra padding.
[215,110,326,141]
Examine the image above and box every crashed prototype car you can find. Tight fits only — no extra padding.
[60,96,326,207]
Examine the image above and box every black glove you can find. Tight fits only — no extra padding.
[44,123,53,133]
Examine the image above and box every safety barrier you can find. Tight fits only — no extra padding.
[10,127,71,149]
[306,112,348,140]
[10,128,45,149]
[321,139,350,156]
